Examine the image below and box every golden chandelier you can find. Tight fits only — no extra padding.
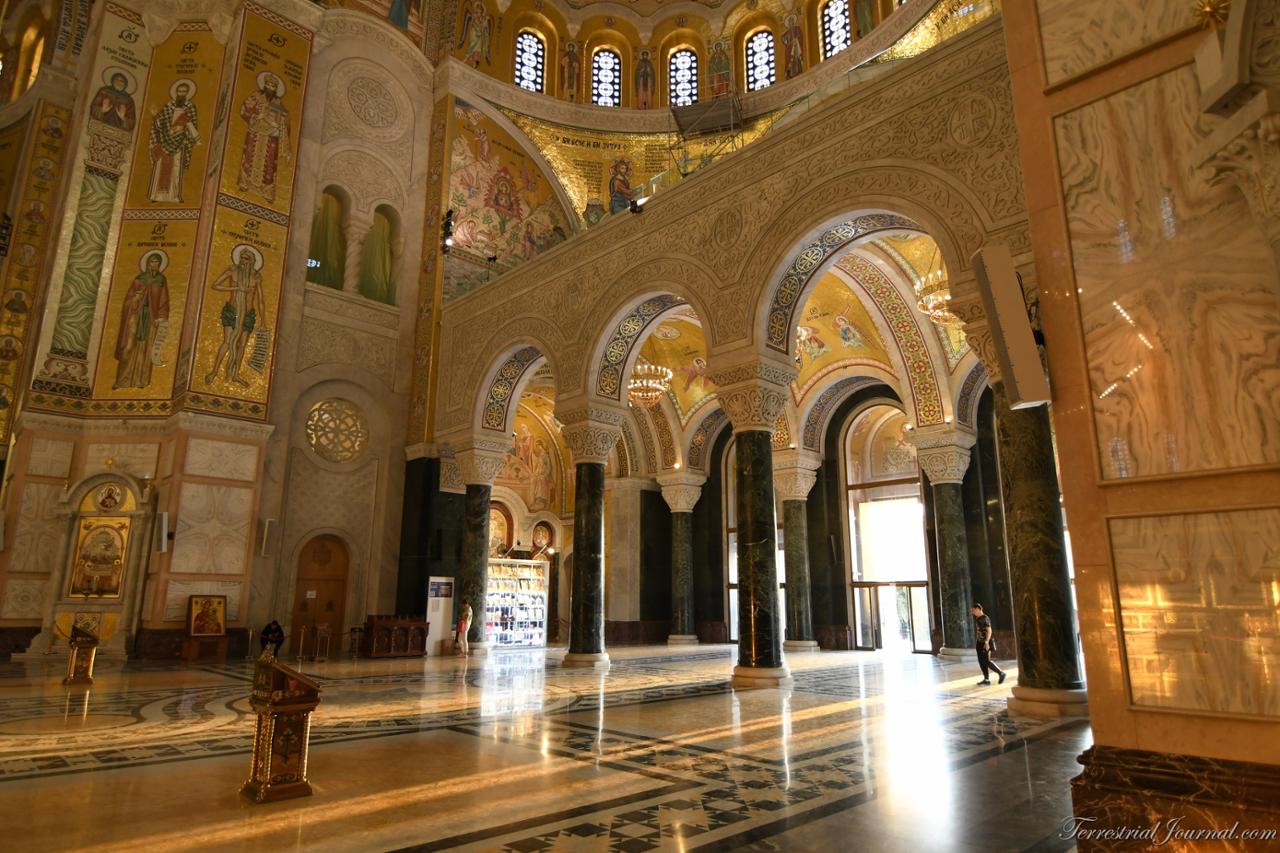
[627,361,672,408]
[913,247,963,328]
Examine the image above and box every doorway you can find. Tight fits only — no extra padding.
[852,581,931,653]
[289,534,349,655]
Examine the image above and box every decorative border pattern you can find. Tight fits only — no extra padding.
[481,346,542,431]
[772,412,791,450]
[687,408,727,471]
[594,295,685,400]
[765,214,918,352]
[955,362,987,427]
[801,376,883,451]
[214,193,290,227]
[648,405,676,469]
[633,409,659,474]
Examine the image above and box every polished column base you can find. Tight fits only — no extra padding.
[782,639,819,652]
[731,663,793,689]
[939,646,978,660]
[1007,684,1088,717]
[666,634,699,645]
[561,651,611,669]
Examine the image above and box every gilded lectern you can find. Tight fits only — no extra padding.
[240,651,322,803]
[63,625,99,686]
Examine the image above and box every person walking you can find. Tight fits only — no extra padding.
[455,601,473,656]
[971,603,1006,685]
[260,620,285,658]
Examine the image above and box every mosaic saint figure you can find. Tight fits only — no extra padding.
[635,49,655,109]
[204,245,266,388]
[147,79,200,203]
[114,252,170,390]
[796,325,829,361]
[678,355,708,392]
[834,313,864,349]
[92,69,137,131]
[781,15,804,79]
[561,42,581,101]
[457,0,493,68]
[236,72,291,204]
[709,40,731,98]
[609,158,639,214]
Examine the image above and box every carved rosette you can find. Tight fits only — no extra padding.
[450,435,513,486]
[657,471,707,513]
[909,427,976,486]
[710,358,796,434]
[559,404,627,465]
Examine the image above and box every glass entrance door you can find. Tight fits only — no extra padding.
[852,582,878,650]
[851,581,932,654]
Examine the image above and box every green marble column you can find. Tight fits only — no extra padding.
[458,483,491,645]
[567,461,607,661]
[782,500,816,646]
[931,481,974,650]
[993,382,1085,693]
[670,511,695,638]
[734,430,785,672]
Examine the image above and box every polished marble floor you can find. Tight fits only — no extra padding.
[0,645,1089,852]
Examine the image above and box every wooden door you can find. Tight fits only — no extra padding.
[289,534,349,655]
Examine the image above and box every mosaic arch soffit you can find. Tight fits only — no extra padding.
[954,359,988,429]
[686,406,728,472]
[593,294,687,401]
[801,376,893,453]
[480,346,547,433]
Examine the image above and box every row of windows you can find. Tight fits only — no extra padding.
[510,2,858,106]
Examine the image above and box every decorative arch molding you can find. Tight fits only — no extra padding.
[479,345,545,432]
[801,375,890,452]
[631,405,659,473]
[619,420,642,476]
[954,360,988,428]
[686,406,727,472]
[593,294,685,400]
[647,401,678,469]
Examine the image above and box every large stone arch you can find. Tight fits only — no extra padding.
[469,340,558,437]
[443,315,564,430]
[800,376,901,454]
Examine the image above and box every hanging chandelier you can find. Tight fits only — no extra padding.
[913,248,963,328]
[627,360,672,408]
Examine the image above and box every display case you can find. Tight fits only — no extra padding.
[485,558,548,647]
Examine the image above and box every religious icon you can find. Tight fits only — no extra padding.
[833,312,865,348]
[92,67,138,131]
[561,42,581,101]
[147,78,200,203]
[0,336,19,361]
[114,251,170,390]
[677,355,709,392]
[796,325,830,362]
[781,15,804,80]
[709,40,731,98]
[4,290,29,314]
[457,0,493,68]
[67,518,129,598]
[187,595,228,637]
[635,49,655,109]
[609,158,639,214]
[485,168,522,228]
[488,506,509,556]
[204,244,267,388]
[236,72,291,204]
[95,483,123,510]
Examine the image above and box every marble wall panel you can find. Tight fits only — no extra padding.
[1057,67,1280,479]
[184,438,259,482]
[0,578,47,618]
[1110,508,1280,718]
[162,579,242,622]
[1037,0,1195,85]
[84,443,159,479]
[26,439,74,478]
[170,483,253,575]
[9,483,65,575]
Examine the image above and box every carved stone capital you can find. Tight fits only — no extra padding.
[450,435,513,486]
[557,402,628,465]
[949,276,1003,385]
[908,426,976,486]
[656,470,707,512]
[709,355,797,434]
[772,448,821,501]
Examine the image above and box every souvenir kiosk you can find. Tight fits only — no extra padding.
[484,558,548,647]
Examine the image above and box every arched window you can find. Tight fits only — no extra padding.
[745,30,775,92]
[358,206,397,305]
[513,31,545,93]
[821,0,852,59]
[591,48,621,107]
[669,48,698,107]
[306,189,346,290]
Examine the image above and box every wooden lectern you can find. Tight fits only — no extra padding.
[240,651,322,803]
[63,625,99,687]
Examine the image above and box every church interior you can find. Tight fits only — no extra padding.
[0,0,1277,849]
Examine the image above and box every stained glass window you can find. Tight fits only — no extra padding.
[592,48,621,107]
[514,31,545,93]
[822,0,852,59]
[746,30,775,92]
[669,48,698,106]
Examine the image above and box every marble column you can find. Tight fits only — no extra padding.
[992,381,1087,716]
[452,440,511,655]
[341,211,371,294]
[710,356,795,689]
[773,450,820,652]
[911,427,977,658]
[658,471,706,644]
[560,407,624,669]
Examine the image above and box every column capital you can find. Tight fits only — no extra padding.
[708,352,796,434]
[449,434,512,486]
[657,470,706,512]
[908,425,975,486]
[558,403,626,465]
[772,448,821,502]
[949,278,1004,385]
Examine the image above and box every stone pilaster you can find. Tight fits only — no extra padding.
[658,471,706,644]
[773,449,820,652]
[559,405,625,669]
[910,427,977,657]
[710,354,797,688]
[450,436,511,654]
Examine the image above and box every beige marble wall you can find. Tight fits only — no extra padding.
[1037,0,1196,85]
[1111,508,1280,718]
[8,483,63,575]
[1056,66,1280,480]
[169,483,255,575]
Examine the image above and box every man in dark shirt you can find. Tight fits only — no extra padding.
[971,603,1006,685]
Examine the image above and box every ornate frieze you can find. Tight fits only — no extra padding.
[710,356,795,434]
